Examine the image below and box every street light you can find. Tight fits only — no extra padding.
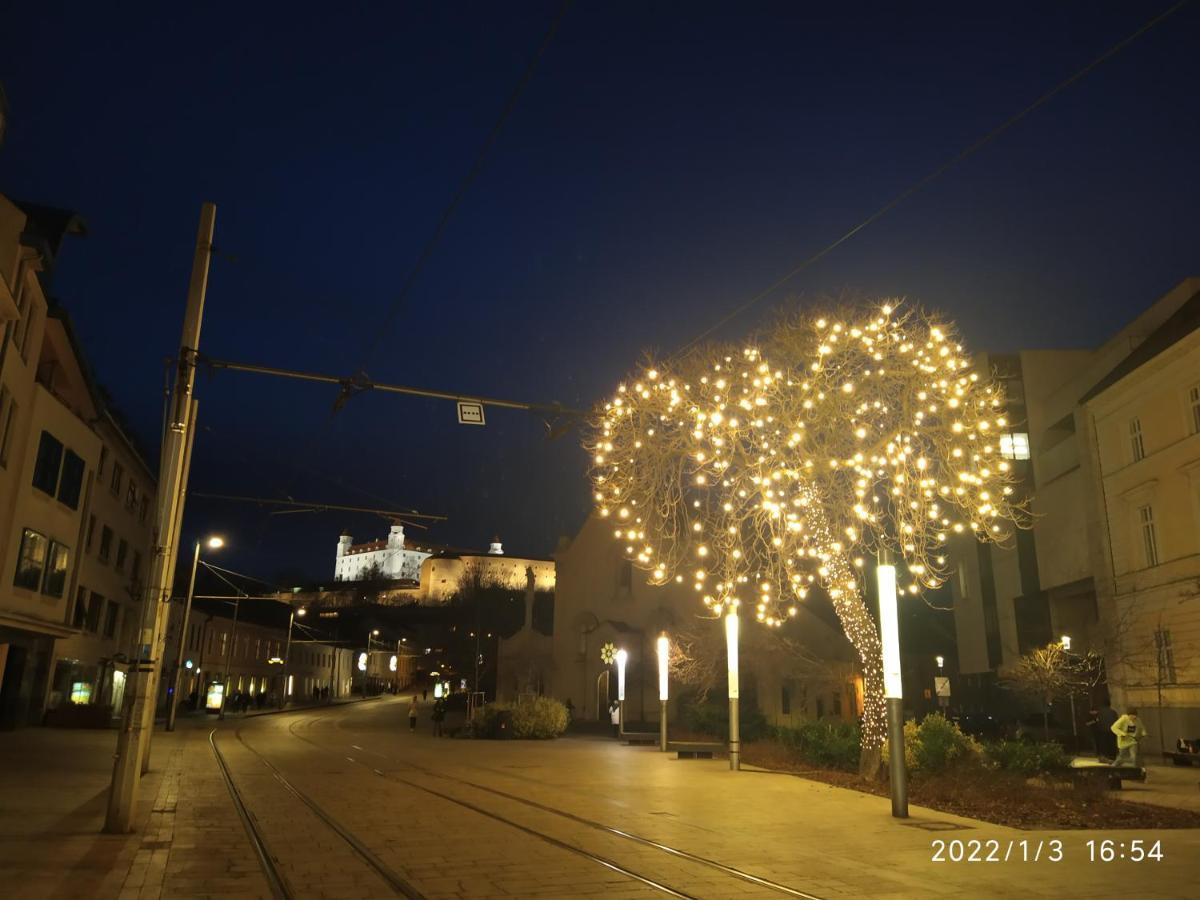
[725,610,740,771]
[363,629,379,697]
[1061,634,1077,743]
[877,550,907,818]
[936,655,945,670]
[280,607,306,707]
[615,648,628,736]
[657,633,669,752]
[167,535,224,731]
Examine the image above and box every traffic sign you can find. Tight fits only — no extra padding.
[457,401,485,425]
[934,676,951,697]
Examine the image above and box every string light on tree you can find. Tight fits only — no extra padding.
[587,301,1029,751]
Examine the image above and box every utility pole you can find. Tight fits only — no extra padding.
[105,203,214,833]
[165,533,202,732]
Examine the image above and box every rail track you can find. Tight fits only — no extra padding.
[208,726,425,900]
[282,708,827,900]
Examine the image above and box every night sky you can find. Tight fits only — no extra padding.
[2,3,1197,584]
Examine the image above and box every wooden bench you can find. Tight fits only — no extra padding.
[669,740,725,759]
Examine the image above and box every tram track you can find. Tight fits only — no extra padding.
[208,725,425,900]
[285,708,827,900]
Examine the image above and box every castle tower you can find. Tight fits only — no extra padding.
[388,523,406,548]
[488,535,503,555]
[337,532,353,558]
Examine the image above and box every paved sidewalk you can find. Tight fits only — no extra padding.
[0,722,271,900]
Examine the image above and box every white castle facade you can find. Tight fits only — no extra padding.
[334,524,433,582]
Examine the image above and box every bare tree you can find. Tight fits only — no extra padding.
[1002,642,1103,740]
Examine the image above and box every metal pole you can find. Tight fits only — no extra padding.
[877,550,908,818]
[281,609,295,707]
[660,699,668,752]
[725,611,740,771]
[165,540,201,732]
[887,697,908,817]
[106,202,214,834]
[218,597,240,720]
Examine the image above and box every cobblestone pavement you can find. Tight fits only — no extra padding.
[2,698,1198,899]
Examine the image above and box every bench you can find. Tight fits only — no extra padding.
[669,740,725,759]
[622,731,658,746]
[1165,750,1200,767]
[1068,759,1146,790]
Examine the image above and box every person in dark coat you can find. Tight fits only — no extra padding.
[1097,704,1119,761]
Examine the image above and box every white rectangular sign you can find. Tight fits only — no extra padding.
[457,401,485,426]
[935,676,951,698]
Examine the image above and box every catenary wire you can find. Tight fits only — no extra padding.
[669,0,1193,359]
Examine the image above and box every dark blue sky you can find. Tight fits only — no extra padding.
[2,2,1197,583]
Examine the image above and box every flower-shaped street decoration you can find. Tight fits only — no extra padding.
[600,642,616,665]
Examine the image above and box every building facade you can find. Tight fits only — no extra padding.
[334,524,432,583]
[0,196,155,729]
[418,543,556,603]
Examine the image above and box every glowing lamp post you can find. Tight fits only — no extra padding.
[656,634,669,751]
[1060,635,1077,743]
[725,610,740,771]
[615,648,628,735]
[280,606,305,708]
[167,535,224,731]
[877,551,907,818]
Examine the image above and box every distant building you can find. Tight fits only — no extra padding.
[418,542,555,603]
[334,524,433,583]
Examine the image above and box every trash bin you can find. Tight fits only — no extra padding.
[495,708,514,739]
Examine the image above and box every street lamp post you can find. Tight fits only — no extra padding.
[725,611,740,771]
[218,591,243,721]
[364,629,379,697]
[1061,635,1078,745]
[656,633,669,752]
[280,606,305,707]
[877,550,908,818]
[615,648,628,737]
[166,535,223,731]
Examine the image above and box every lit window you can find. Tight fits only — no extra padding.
[14,528,47,590]
[1129,418,1145,462]
[1155,627,1177,683]
[1138,504,1159,567]
[999,432,1030,460]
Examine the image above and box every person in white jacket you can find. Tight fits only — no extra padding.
[1111,708,1147,767]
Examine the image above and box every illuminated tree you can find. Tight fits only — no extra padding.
[588,302,1028,759]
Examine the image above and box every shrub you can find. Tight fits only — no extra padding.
[510,696,568,739]
[469,697,568,740]
[887,714,981,773]
[983,739,1068,776]
[683,699,768,741]
[771,720,861,771]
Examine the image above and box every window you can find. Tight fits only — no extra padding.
[780,684,791,715]
[115,539,128,573]
[1190,385,1200,436]
[1138,505,1159,567]
[110,462,123,496]
[98,526,113,563]
[43,541,70,597]
[31,431,64,495]
[139,495,150,524]
[14,528,47,589]
[0,387,16,468]
[131,551,142,584]
[85,515,96,553]
[1155,627,1177,683]
[97,446,108,480]
[103,601,120,639]
[1129,417,1145,462]
[1000,432,1030,460]
[72,586,88,629]
[125,481,137,512]
[86,592,104,633]
[57,450,85,509]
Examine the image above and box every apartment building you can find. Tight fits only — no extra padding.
[0,195,155,728]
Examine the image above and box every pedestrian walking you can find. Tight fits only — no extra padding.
[609,700,620,738]
[1111,707,1147,767]
[408,696,419,732]
[432,698,446,737]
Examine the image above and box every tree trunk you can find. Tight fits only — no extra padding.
[823,559,887,762]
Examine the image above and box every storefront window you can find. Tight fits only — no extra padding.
[69,682,92,704]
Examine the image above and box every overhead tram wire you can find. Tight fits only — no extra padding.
[189,491,448,529]
[668,0,1193,360]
